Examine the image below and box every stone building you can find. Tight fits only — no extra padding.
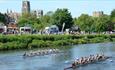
[6,10,20,23]
[22,0,30,14]
[93,11,104,17]
[31,10,43,18]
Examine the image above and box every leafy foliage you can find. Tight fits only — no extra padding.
[111,9,115,23]
[0,34,115,50]
[93,15,111,32]
[0,13,6,23]
[74,14,113,32]
[51,8,74,31]
[76,14,94,32]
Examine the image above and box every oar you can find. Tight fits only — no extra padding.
[64,66,73,70]
[107,59,114,62]
[64,59,75,64]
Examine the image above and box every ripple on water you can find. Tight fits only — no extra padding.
[0,42,115,70]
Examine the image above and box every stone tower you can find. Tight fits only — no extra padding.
[22,0,30,14]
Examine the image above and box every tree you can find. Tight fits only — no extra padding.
[39,15,52,26]
[0,13,6,23]
[18,11,53,30]
[38,11,54,29]
[46,11,54,16]
[94,15,112,32]
[18,13,40,27]
[110,9,115,30]
[18,18,30,26]
[111,9,115,23]
[52,8,73,31]
[76,14,94,33]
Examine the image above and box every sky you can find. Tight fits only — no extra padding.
[0,0,115,17]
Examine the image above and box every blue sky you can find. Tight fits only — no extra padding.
[0,0,115,17]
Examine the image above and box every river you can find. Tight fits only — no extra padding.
[0,42,115,70]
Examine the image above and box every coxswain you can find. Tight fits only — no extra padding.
[23,52,26,56]
[72,62,76,69]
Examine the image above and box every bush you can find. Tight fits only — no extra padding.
[0,34,115,51]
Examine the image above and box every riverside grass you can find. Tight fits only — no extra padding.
[0,34,115,50]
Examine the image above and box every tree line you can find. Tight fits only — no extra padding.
[0,9,115,32]
[74,11,115,33]
[18,8,74,31]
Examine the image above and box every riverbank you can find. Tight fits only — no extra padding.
[0,34,115,51]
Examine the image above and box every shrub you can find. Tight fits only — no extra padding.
[0,34,115,50]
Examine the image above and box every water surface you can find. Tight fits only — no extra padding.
[0,42,115,70]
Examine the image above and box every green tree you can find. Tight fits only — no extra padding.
[110,9,115,30]
[52,8,73,31]
[38,11,54,29]
[111,9,115,23]
[18,13,40,27]
[18,18,30,26]
[0,13,6,23]
[45,11,54,16]
[18,12,54,31]
[94,15,111,32]
[38,12,52,29]
[39,15,52,26]
[76,14,94,33]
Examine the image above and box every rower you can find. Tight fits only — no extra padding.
[74,59,79,65]
[98,56,103,60]
[101,54,105,59]
[96,54,103,60]
[49,49,53,53]
[95,54,98,60]
[23,52,26,56]
[84,57,88,64]
[72,62,76,69]
[80,57,86,64]
[38,52,41,56]
[90,55,94,62]
[46,50,49,55]
[87,56,90,63]
[92,55,96,62]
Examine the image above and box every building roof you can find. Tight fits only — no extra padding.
[50,25,58,28]
[20,26,31,29]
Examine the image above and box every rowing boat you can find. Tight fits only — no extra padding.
[76,56,109,67]
[64,55,110,70]
[23,49,61,57]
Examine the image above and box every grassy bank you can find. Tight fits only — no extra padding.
[0,34,115,51]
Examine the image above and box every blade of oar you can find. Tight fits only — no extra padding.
[64,66,72,70]
[107,59,114,62]
[64,60,74,64]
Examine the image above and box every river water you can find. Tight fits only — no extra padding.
[0,42,115,70]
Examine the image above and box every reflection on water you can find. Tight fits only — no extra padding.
[0,42,115,70]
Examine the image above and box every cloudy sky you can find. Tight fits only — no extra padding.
[0,0,115,17]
